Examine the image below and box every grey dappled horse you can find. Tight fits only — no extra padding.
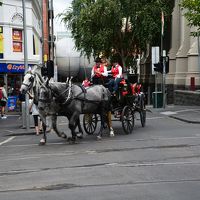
[20,65,83,145]
[38,79,114,142]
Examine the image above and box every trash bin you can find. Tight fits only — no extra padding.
[152,92,163,108]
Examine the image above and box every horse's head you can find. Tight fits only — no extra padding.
[38,80,52,113]
[20,65,43,94]
[20,71,35,94]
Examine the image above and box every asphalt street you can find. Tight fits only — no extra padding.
[0,105,200,200]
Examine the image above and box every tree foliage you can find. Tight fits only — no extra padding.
[59,0,174,66]
[180,0,200,37]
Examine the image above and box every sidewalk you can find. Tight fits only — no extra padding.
[1,105,200,137]
[147,105,200,124]
[0,114,35,136]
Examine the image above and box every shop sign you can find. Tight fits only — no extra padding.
[12,29,22,41]
[13,41,22,52]
[12,29,23,52]
[0,26,4,58]
[0,63,33,73]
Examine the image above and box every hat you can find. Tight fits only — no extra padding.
[110,55,119,63]
[95,57,102,63]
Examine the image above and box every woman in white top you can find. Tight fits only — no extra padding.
[29,94,40,135]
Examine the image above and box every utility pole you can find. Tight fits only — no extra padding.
[22,0,30,131]
[49,0,54,61]
[162,50,166,109]
[198,36,200,73]
[161,11,166,109]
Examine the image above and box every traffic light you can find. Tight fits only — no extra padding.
[154,62,163,73]
[154,56,169,74]
[47,60,54,78]
[165,56,169,74]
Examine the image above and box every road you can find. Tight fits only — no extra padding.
[0,109,200,200]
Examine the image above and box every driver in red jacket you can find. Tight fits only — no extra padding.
[91,57,108,85]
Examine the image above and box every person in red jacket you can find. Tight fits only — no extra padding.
[91,57,108,85]
[107,58,123,95]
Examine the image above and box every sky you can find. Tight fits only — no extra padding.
[53,0,72,32]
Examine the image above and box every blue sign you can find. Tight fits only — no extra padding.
[7,96,17,111]
[0,63,33,73]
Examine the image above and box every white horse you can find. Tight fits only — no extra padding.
[20,65,84,145]
[38,79,115,143]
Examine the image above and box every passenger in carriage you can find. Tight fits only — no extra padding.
[91,57,108,85]
[107,57,123,95]
[101,57,112,85]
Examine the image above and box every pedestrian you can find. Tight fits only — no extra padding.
[0,82,8,119]
[107,57,123,95]
[29,93,41,135]
[91,57,108,85]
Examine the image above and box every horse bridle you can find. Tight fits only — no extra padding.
[38,84,52,105]
[21,71,35,91]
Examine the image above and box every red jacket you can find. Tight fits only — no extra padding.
[111,64,121,78]
[93,64,105,78]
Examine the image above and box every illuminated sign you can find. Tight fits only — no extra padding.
[0,63,33,73]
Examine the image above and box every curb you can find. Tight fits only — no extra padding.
[169,115,200,124]
[5,131,36,136]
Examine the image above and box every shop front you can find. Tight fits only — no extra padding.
[0,63,32,113]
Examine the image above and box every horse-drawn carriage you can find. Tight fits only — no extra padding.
[83,75,146,135]
[20,64,146,144]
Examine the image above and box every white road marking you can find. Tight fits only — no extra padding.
[118,161,200,167]
[0,137,16,146]
[147,117,164,120]
[4,130,14,133]
[160,111,177,115]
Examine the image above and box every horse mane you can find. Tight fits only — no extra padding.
[50,82,68,94]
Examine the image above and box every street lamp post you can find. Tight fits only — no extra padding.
[22,0,30,131]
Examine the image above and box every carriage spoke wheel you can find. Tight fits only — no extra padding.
[140,96,146,127]
[83,114,98,135]
[121,106,134,134]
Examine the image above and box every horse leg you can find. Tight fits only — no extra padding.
[97,103,107,140]
[76,117,84,139]
[52,115,67,139]
[39,115,47,145]
[68,111,80,143]
[107,111,115,137]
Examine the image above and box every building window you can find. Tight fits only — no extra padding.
[12,29,23,52]
[33,34,39,55]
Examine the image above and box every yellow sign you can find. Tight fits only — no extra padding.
[0,26,4,55]
[44,54,48,62]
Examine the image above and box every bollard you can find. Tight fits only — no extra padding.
[190,77,195,91]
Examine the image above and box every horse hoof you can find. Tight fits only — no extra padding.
[67,137,76,144]
[76,133,83,139]
[61,132,67,139]
[109,128,115,137]
[110,132,115,137]
[39,139,46,145]
[96,135,102,140]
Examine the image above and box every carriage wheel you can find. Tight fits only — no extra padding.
[83,114,98,135]
[140,95,146,127]
[121,106,134,134]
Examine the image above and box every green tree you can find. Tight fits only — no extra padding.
[180,0,200,37]
[60,0,174,68]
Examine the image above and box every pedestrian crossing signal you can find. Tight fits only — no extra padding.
[154,63,163,73]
